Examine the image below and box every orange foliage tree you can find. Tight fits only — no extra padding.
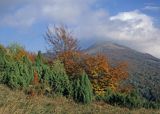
[83,54,128,95]
[15,49,36,62]
[58,51,84,79]
[15,49,26,60]
[109,62,128,91]
[83,54,110,95]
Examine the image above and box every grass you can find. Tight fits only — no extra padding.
[0,84,160,114]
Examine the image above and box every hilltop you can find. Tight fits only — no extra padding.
[84,41,160,100]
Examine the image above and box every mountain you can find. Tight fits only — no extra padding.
[84,41,160,100]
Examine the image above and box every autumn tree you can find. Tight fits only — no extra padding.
[109,62,128,90]
[45,25,83,79]
[58,51,84,79]
[83,54,128,95]
[45,25,80,55]
[83,54,110,95]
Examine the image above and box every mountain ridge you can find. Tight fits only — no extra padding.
[84,42,160,100]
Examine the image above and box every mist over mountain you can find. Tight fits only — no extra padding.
[84,41,160,100]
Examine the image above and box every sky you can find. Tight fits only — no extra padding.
[0,0,160,58]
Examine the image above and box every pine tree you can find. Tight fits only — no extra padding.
[35,51,43,66]
[72,71,93,104]
[48,60,71,96]
[0,45,7,82]
[34,51,45,82]
[3,55,34,89]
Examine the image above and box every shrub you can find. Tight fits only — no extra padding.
[0,46,7,82]
[0,45,34,89]
[4,56,34,89]
[143,100,160,109]
[48,60,71,96]
[124,92,143,108]
[96,89,143,109]
[34,51,47,83]
[72,71,93,104]
[95,87,113,101]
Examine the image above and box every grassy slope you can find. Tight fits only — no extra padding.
[0,85,160,114]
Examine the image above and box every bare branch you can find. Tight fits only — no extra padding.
[44,25,80,55]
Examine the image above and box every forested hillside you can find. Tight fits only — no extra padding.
[85,42,160,100]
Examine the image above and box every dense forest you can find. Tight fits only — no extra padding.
[0,25,160,109]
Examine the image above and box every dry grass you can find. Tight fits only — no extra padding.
[0,84,160,114]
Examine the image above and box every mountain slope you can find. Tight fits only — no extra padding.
[84,42,160,100]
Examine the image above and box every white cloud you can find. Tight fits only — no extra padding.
[110,10,153,30]
[108,11,160,57]
[109,10,156,41]
[0,0,160,58]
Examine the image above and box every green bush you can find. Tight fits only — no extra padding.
[0,44,34,89]
[72,72,93,104]
[0,45,13,83]
[143,100,160,109]
[124,91,143,108]
[96,89,143,109]
[47,60,71,96]
[4,56,34,89]
[0,45,7,82]
[34,51,48,82]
